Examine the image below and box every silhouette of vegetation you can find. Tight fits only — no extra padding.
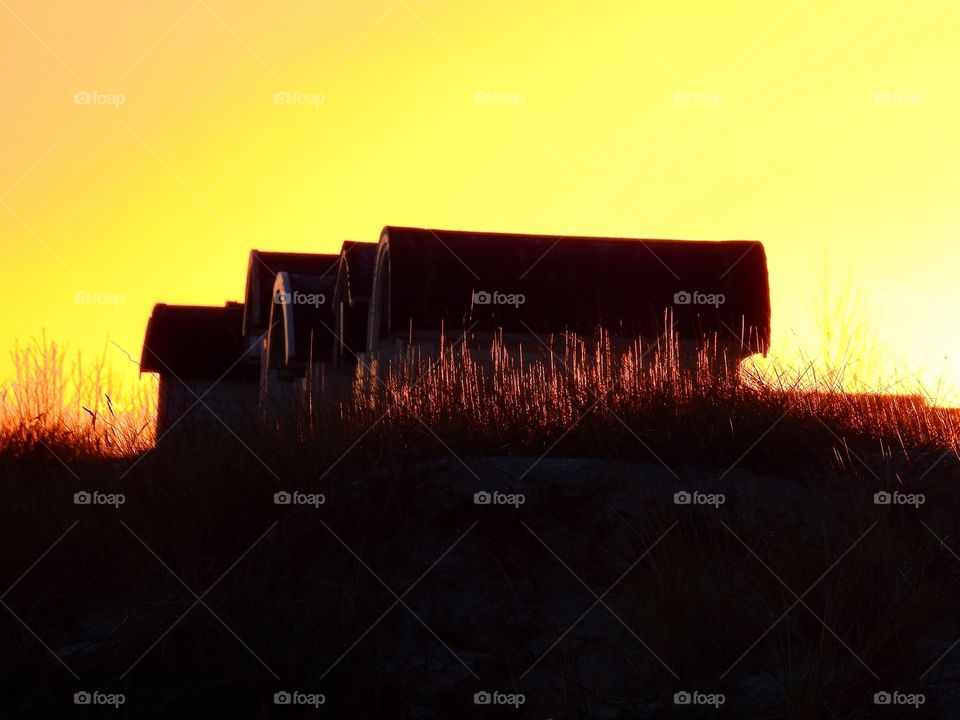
[1,334,958,718]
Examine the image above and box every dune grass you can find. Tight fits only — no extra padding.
[351,330,958,465]
[0,337,155,458]
[2,329,956,462]
[2,333,959,718]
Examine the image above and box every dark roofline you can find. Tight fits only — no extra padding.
[380,225,762,245]
[141,302,256,380]
[333,240,378,307]
[265,272,338,372]
[242,250,340,337]
[370,226,771,354]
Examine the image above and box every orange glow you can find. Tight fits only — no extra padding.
[1,0,958,406]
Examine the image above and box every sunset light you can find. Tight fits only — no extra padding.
[1,1,958,408]
[4,3,960,718]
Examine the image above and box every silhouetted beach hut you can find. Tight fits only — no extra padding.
[242,250,340,350]
[140,302,258,438]
[241,250,341,414]
[367,226,770,368]
[261,272,338,415]
[332,240,378,366]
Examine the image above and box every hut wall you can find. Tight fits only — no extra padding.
[156,375,259,440]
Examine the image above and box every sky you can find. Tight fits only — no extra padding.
[1,0,959,407]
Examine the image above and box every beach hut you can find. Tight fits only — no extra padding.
[260,271,338,418]
[241,250,340,357]
[366,226,771,372]
[140,302,258,439]
[332,240,378,367]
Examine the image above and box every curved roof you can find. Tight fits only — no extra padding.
[333,240,378,307]
[265,272,338,372]
[141,302,256,380]
[333,241,378,360]
[370,226,771,353]
[242,250,339,337]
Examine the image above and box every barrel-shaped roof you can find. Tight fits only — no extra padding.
[242,250,339,337]
[141,302,255,380]
[371,227,771,353]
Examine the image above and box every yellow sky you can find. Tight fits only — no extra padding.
[1,0,958,406]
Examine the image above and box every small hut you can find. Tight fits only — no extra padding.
[332,240,378,367]
[366,226,771,371]
[261,271,338,417]
[241,250,340,357]
[241,250,341,412]
[140,302,258,439]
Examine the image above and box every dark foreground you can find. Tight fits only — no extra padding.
[1,413,960,719]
